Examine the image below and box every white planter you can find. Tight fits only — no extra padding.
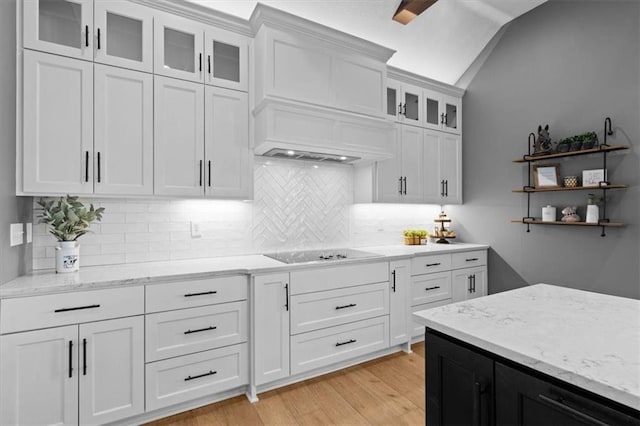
[586,204,599,224]
[55,241,79,273]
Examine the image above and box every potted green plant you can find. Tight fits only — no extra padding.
[581,131,598,150]
[556,137,573,153]
[37,195,105,273]
[569,134,583,151]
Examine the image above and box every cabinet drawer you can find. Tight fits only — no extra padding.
[146,301,247,362]
[0,287,144,334]
[290,282,389,335]
[290,261,388,295]
[411,300,452,338]
[451,250,487,269]
[411,271,452,306]
[411,254,451,275]
[290,316,389,375]
[146,275,247,313]
[145,343,248,411]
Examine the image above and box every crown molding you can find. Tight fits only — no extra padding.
[388,65,465,97]
[250,4,395,63]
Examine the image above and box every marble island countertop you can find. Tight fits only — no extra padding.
[413,284,640,410]
[0,242,488,299]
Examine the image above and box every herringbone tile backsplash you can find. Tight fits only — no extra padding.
[32,157,439,269]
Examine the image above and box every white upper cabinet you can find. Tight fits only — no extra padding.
[204,86,251,199]
[23,0,94,60]
[94,64,153,195]
[22,50,93,194]
[154,76,205,196]
[423,129,462,205]
[424,89,461,134]
[154,12,205,83]
[204,28,249,91]
[94,0,153,72]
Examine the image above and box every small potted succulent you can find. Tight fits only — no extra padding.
[581,131,598,150]
[403,229,429,245]
[556,137,573,153]
[569,135,583,151]
[37,195,105,273]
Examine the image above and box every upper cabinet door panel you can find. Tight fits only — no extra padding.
[333,56,385,117]
[154,13,204,83]
[204,86,251,199]
[443,95,461,134]
[94,64,153,195]
[94,0,153,72]
[204,27,249,91]
[23,0,93,60]
[401,83,422,125]
[423,88,442,131]
[23,50,93,194]
[386,79,402,122]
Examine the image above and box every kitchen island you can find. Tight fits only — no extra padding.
[413,284,640,425]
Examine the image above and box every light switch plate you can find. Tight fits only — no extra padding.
[26,223,33,243]
[10,223,24,247]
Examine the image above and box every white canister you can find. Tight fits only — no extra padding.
[55,241,79,273]
[542,205,556,222]
[586,204,599,224]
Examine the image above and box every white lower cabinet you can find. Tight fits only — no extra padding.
[389,260,411,346]
[145,343,248,411]
[452,266,488,302]
[252,273,291,386]
[0,316,144,426]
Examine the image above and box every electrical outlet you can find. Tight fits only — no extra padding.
[26,223,33,243]
[190,221,202,238]
[10,223,24,247]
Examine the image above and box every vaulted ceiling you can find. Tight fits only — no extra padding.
[186,0,548,86]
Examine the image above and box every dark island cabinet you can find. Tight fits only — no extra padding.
[425,329,640,426]
[426,331,493,426]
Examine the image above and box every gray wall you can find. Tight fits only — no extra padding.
[0,0,32,284]
[451,0,640,299]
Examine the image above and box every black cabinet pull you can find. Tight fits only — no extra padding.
[68,340,73,378]
[284,283,289,311]
[335,339,356,347]
[85,25,89,47]
[199,160,203,186]
[397,103,402,115]
[97,152,101,183]
[208,55,211,74]
[85,151,89,182]
[538,394,608,426]
[184,290,217,297]
[440,180,445,197]
[199,53,202,72]
[425,286,441,291]
[185,370,217,382]
[426,263,441,267]
[466,258,479,262]
[472,274,476,293]
[335,303,356,310]
[402,177,407,195]
[55,304,100,313]
[97,28,101,50]
[468,275,473,293]
[398,176,403,194]
[445,180,449,197]
[184,326,217,335]
[440,113,445,124]
[208,160,212,187]
[473,382,482,426]
[391,270,396,292]
[82,338,87,375]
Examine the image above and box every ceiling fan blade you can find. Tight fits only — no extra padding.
[393,0,439,24]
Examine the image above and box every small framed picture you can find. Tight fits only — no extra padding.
[582,169,607,187]
[533,164,560,188]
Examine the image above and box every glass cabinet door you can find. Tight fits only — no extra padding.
[423,89,442,131]
[443,96,461,134]
[204,28,248,92]
[23,0,93,60]
[154,14,204,83]
[94,1,153,72]
[386,79,402,122]
[402,85,422,125]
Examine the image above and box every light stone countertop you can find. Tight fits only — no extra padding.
[0,243,488,299]
[413,283,640,410]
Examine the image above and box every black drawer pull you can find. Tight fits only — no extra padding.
[335,303,356,310]
[68,340,73,378]
[55,304,100,313]
[538,394,608,426]
[184,291,217,297]
[184,370,217,381]
[425,286,441,291]
[335,339,357,347]
[426,263,441,267]
[82,338,87,375]
[466,257,479,262]
[184,326,217,335]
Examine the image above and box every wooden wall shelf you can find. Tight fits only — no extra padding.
[511,220,624,228]
[512,184,627,193]
[513,144,629,163]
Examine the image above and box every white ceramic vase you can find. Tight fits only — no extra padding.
[586,204,599,224]
[55,241,79,273]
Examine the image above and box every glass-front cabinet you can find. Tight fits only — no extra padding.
[154,13,205,83]
[23,0,94,60]
[205,28,248,92]
[423,88,461,135]
[386,79,402,122]
[94,0,153,72]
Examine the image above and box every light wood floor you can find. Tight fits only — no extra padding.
[146,342,425,426]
